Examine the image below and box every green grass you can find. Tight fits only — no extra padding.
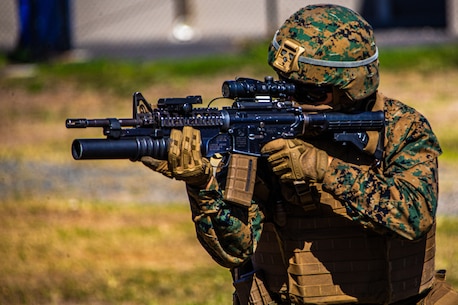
[378,43,458,72]
[436,217,458,288]
[2,42,457,94]
[1,199,457,305]
[0,199,234,305]
[0,41,272,95]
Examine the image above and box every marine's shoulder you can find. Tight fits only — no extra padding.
[378,93,418,117]
[376,92,428,129]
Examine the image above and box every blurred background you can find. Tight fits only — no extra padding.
[0,0,457,61]
[0,1,458,305]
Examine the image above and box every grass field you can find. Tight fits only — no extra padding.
[1,43,458,304]
[0,199,457,305]
[0,199,234,305]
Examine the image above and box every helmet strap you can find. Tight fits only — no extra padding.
[272,31,378,69]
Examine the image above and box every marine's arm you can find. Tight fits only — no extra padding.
[142,126,264,268]
[322,98,441,240]
[186,176,264,268]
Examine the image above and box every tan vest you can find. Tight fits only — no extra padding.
[252,194,436,304]
[251,95,436,304]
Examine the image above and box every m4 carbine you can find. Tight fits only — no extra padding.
[66,76,384,161]
[66,76,384,205]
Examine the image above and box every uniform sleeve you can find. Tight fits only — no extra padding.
[322,99,441,240]
[186,175,264,268]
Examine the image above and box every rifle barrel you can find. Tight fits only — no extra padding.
[66,118,141,128]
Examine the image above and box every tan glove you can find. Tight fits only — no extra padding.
[142,126,211,187]
[141,157,172,178]
[261,138,329,183]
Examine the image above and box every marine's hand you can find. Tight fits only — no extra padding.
[142,126,211,187]
[261,138,329,183]
[141,157,173,178]
[168,126,212,186]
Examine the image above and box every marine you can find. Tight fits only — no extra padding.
[142,4,458,304]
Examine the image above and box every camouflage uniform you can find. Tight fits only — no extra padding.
[183,5,458,305]
[187,92,446,304]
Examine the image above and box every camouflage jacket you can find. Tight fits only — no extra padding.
[186,92,442,268]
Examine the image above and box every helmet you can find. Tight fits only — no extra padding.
[268,4,379,102]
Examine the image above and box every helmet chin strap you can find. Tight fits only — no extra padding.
[272,31,379,68]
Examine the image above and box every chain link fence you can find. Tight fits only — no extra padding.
[0,0,454,60]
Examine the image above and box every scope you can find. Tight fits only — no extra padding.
[222,76,295,99]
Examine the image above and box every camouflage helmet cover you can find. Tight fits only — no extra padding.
[268,4,379,101]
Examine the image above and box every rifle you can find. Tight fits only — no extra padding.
[66,76,385,205]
